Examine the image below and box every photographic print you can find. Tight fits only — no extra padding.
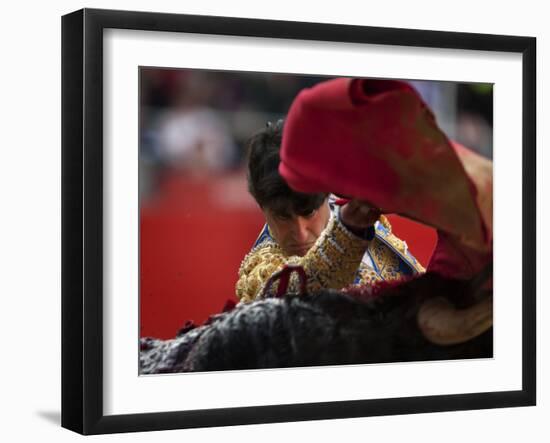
[138,69,494,374]
[62,8,535,434]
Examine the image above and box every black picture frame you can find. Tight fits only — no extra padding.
[61,8,536,435]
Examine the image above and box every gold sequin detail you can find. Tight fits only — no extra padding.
[235,212,424,303]
[235,215,369,302]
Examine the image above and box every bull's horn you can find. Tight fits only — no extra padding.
[417,295,493,346]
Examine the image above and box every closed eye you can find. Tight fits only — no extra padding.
[273,214,291,222]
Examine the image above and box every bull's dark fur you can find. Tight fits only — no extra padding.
[139,272,492,374]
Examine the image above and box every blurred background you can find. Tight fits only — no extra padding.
[139,68,493,339]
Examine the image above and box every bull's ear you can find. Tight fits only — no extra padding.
[417,295,493,346]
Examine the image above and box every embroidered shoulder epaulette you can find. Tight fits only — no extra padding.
[372,215,425,275]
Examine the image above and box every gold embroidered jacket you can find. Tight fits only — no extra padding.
[236,209,424,303]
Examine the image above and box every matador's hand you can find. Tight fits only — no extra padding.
[340,199,381,232]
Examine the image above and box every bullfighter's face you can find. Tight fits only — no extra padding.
[263,200,330,257]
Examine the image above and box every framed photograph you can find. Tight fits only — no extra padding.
[62,8,536,435]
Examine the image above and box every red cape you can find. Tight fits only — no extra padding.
[280,78,492,278]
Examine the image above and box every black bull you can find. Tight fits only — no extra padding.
[139,271,492,373]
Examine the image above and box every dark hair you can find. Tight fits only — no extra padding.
[245,119,327,218]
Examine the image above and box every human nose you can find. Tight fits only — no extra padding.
[291,217,310,242]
